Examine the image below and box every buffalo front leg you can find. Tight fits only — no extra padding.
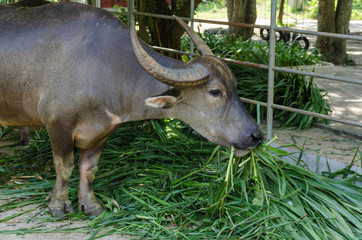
[47,124,75,218]
[78,141,106,216]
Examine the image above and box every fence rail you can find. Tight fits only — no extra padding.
[126,0,362,140]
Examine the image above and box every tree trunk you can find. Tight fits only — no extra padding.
[277,0,285,26]
[333,0,353,64]
[137,0,202,58]
[138,0,150,44]
[227,0,257,40]
[316,0,353,65]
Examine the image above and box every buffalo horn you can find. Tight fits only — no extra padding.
[173,16,214,56]
[130,20,209,88]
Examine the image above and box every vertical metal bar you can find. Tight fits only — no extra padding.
[266,0,277,141]
[189,0,195,60]
[96,0,100,8]
[128,0,135,27]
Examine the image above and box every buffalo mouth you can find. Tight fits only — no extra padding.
[234,149,251,157]
[230,132,263,157]
[231,141,262,157]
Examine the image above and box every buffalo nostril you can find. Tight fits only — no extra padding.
[250,131,263,145]
[234,130,263,150]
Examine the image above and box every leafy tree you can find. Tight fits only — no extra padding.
[316,0,353,65]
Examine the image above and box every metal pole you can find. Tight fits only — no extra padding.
[239,97,362,128]
[266,0,278,141]
[128,0,135,27]
[189,0,195,60]
[96,0,100,8]
[273,66,362,85]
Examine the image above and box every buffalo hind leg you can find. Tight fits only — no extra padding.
[78,141,106,216]
[19,127,32,146]
[46,122,75,218]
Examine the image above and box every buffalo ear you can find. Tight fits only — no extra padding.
[145,88,182,109]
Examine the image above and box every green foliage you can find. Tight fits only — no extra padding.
[184,32,323,66]
[195,0,227,19]
[0,121,361,239]
[113,5,128,25]
[353,0,362,9]
[351,0,362,20]
[230,65,331,129]
[0,126,12,138]
[183,33,330,129]
[305,0,362,20]
[305,0,319,19]
[196,0,225,13]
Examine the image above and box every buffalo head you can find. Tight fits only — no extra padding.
[130,16,263,156]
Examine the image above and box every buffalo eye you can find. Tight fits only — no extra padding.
[209,89,222,97]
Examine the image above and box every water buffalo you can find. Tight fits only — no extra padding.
[0,2,262,217]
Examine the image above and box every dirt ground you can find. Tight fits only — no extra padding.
[0,200,132,240]
[1,19,362,240]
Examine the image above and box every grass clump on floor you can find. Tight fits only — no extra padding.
[0,120,361,239]
[0,126,12,139]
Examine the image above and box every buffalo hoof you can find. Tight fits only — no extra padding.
[84,204,104,216]
[79,200,104,216]
[48,199,74,218]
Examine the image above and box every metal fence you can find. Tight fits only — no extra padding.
[124,0,362,141]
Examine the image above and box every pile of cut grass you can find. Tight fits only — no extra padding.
[0,126,12,139]
[0,120,361,239]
